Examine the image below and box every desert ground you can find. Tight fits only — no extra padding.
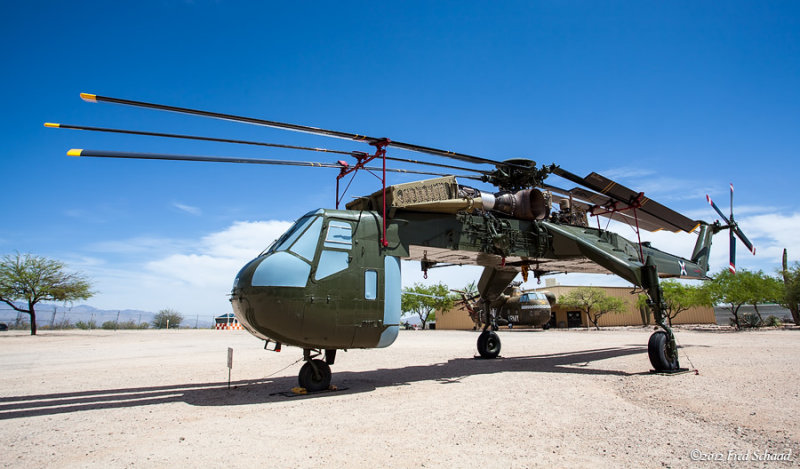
[1,327,798,468]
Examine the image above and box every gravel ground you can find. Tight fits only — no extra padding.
[1,327,798,468]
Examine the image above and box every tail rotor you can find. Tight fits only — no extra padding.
[706,183,756,273]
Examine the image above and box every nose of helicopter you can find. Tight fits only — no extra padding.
[229,253,309,345]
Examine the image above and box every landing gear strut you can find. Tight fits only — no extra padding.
[643,258,680,372]
[298,349,332,392]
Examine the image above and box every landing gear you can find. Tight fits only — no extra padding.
[477,330,501,359]
[648,330,679,372]
[643,257,681,373]
[298,349,332,392]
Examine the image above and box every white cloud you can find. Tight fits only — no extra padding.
[76,220,292,315]
[598,167,657,180]
[172,202,202,216]
[89,236,192,255]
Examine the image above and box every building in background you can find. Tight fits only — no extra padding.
[214,312,243,330]
[436,279,715,330]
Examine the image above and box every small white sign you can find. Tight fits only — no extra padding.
[227,347,233,369]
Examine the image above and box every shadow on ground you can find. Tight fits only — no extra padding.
[0,346,656,419]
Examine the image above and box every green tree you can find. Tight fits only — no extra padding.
[636,294,651,325]
[558,287,625,330]
[708,269,783,329]
[660,280,712,326]
[401,283,454,330]
[744,271,783,323]
[152,309,184,329]
[0,253,93,335]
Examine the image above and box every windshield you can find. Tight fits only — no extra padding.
[261,213,315,256]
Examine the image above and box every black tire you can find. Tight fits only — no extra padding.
[298,359,331,392]
[477,330,501,359]
[648,331,679,371]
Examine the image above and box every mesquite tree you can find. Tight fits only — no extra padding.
[0,253,93,335]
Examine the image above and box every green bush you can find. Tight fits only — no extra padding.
[99,320,151,330]
[741,313,762,328]
[152,309,184,329]
[54,319,73,329]
[765,315,783,327]
[75,320,97,330]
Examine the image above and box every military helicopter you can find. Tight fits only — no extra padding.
[453,283,555,334]
[48,93,755,391]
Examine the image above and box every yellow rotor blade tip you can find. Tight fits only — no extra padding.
[80,93,97,103]
[44,122,60,128]
[67,149,83,157]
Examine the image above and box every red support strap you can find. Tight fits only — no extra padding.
[334,139,391,248]
[586,192,647,263]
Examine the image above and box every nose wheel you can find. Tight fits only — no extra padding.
[299,359,331,392]
[298,349,335,392]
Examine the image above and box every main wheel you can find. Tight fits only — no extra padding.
[648,331,679,371]
[477,330,501,359]
[298,359,331,392]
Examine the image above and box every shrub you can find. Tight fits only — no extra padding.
[765,315,783,327]
[152,309,183,329]
[75,320,97,330]
[741,313,762,328]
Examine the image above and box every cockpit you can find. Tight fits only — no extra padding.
[234,209,358,289]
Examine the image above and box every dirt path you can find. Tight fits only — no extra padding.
[1,328,797,468]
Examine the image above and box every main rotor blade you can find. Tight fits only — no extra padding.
[80,93,518,168]
[544,184,665,232]
[552,167,701,233]
[47,122,358,156]
[66,149,483,180]
[46,122,488,175]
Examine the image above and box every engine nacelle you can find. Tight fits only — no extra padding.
[479,188,549,220]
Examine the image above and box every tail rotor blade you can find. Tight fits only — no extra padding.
[734,226,756,255]
[706,194,731,225]
[729,229,736,273]
[730,183,734,219]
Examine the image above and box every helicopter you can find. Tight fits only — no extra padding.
[47,92,756,391]
[453,283,555,333]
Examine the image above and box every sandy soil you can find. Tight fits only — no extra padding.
[1,327,798,468]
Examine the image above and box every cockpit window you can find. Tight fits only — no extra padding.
[315,250,350,280]
[324,221,352,249]
[274,215,315,253]
[289,217,323,261]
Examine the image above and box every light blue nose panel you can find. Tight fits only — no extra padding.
[252,252,310,287]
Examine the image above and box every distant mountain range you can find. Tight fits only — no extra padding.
[0,302,217,328]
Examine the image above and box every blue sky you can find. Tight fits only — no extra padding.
[2,1,798,315]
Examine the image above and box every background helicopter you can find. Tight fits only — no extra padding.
[49,92,755,391]
[453,283,555,332]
